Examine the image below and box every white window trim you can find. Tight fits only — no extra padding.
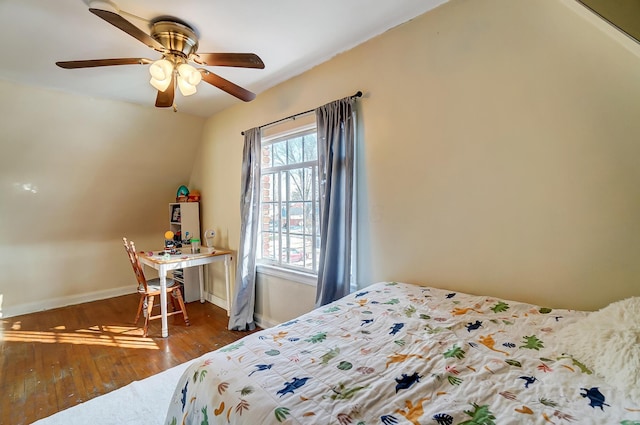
[256,263,318,287]
[263,121,316,142]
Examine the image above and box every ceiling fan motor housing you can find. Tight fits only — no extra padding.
[151,21,199,58]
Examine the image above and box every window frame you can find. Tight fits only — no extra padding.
[257,121,320,283]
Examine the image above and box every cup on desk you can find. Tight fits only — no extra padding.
[190,238,200,254]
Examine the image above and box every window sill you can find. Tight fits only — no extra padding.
[256,263,317,286]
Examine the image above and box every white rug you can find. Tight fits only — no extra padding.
[32,360,193,425]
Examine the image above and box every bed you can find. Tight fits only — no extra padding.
[164,281,640,424]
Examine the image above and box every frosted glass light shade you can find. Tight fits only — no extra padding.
[177,77,197,96]
[150,76,172,92]
[177,63,202,96]
[149,59,174,92]
[177,64,202,85]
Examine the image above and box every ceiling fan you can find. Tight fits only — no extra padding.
[56,3,264,109]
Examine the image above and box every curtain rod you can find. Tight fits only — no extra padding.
[241,91,362,136]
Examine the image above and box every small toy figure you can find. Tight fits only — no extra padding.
[164,231,178,255]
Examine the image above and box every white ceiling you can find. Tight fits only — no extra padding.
[0,0,447,117]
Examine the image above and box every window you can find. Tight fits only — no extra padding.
[258,122,320,275]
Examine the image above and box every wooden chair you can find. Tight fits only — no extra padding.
[123,237,190,337]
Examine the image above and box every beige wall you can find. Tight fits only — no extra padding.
[193,0,640,325]
[0,80,205,317]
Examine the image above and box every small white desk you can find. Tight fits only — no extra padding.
[138,247,233,337]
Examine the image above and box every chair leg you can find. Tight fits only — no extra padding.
[170,291,178,312]
[134,294,145,324]
[144,295,154,337]
[174,289,190,326]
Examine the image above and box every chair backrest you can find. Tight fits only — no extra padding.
[123,237,148,292]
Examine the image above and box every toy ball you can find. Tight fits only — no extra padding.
[164,231,174,240]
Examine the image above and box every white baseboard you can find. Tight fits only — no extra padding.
[2,285,135,318]
[253,312,279,329]
[203,292,278,329]
[204,292,229,312]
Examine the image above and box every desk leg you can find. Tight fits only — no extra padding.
[224,255,231,316]
[159,265,169,338]
[199,265,205,303]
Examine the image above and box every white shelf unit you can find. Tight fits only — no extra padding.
[169,202,201,302]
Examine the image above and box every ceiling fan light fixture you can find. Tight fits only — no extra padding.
[177,63,201,86]
[149,59,174,91]
[150,75,172,92]
[177,77,197,96]
[176,63,201,96]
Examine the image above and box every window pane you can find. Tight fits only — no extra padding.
[303,202,313,233]
[288,136,303,164]
[280,201,288,232]
[261,173,277,232]
[304,236,314,269]
[303,134,317,162]
[302,167,312,201]
[273,141,287,167]
[261,173,274,202]
[269,203,280,231]
[261,171,279,261]
[262,144,273,168]
[313,167,320,199]
[289,168,304,201]
[290,202,303,233]
[271,233,281,260]
[287,236,305,265]
[261,232,277,260]
[274,172,280,206]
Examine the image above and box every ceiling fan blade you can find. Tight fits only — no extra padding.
[89,8,165,51]
[194,53,265,69]
[56,58,152,69]
[200,70,256,102]
[155,73,175,108]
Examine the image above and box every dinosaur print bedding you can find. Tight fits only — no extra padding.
[164,282,640,424]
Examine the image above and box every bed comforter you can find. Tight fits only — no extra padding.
[165,282,640,424]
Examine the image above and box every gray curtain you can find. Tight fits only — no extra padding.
[315,96,356,307]
[228,127,261,330]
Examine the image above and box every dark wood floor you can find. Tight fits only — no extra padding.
[0,293,258,425]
